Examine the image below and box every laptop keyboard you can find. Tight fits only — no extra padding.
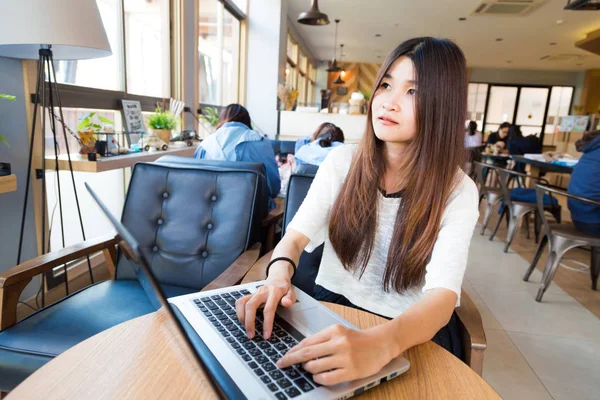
[193,289,319,399]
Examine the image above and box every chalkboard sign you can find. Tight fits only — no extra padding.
[121,100,145,146]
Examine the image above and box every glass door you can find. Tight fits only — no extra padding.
[515,87,550,137]
[484,86,518,135]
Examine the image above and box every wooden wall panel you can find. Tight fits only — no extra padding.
[328,62,381,103]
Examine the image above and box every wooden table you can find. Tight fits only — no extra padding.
[0,174,16,194]
[41,146,196,173]
[7,303,499,400]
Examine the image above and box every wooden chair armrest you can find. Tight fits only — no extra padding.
[261,198,284,227]
[456,290,487,376]
[241,250,273,284]
[0,234,118,330]
[202,243,262,292]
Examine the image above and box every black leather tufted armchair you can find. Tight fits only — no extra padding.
[0,162,262,392]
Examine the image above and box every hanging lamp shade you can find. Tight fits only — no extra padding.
[297,0,330,26]
[326,19,342,72]
[333,43,345,84]
[333,73,345,85]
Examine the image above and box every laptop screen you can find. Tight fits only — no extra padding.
[85,182,238,399]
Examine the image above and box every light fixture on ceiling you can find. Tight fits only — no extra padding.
[459,17,467,21]
[550,42,557,45]
[297,0,330,26]
[375,34,382,37]
[556,19,565,24]
[564,0,600,11]
[334,44,346,84]
[327,19,342,72]
[496,38,503,41]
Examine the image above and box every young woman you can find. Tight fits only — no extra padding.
[464,120,482,148]
[295,122,345,168]
[486,121,510,149]
[236,37,479,386]
[195,103,280,210]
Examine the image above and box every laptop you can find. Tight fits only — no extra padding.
[86,183,410,400]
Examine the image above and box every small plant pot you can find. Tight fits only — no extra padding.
[95,140,107,156]
[152,129,171,144]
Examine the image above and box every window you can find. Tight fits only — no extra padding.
[124,0,171,97]
[55,0,124,91]
[545,87,574,135]
[467,83,488,133]
[199,0,242,106]
[286,33,316,106]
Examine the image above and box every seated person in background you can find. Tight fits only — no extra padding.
[464,120,482,148]
[195,104,281,209]
[294,122,345,169]
[568,130,600,237]
[507,125,541,173]
[486,121,510,150]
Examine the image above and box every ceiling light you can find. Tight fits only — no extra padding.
[556,19,565,24]
[375,34,382,37]
[506,60,512,63]
[326,19,342,72]
[459,17,467,21]
[550,42,557,45]
[297,0,330,26]
[496,38,503,42]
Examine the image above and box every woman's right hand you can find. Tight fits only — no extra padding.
[235,263,296,340]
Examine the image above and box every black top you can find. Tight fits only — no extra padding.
[486,131,508,146]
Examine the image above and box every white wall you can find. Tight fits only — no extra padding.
[246,0,288,138]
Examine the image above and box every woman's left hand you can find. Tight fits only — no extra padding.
[276,324,397,386]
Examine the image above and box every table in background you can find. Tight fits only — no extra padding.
[7,303,500,399]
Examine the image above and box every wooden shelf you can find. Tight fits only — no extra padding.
[42,145,197,173]
[0,174,17,194]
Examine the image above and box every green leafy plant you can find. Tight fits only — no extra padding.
[77,112,114,132]
[199,107,219,127]
[0,94,17,147]
[147,107,178,130]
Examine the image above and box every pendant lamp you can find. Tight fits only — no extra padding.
[297,0,330,26]
[333,44,346,84]
[326,19,342,72]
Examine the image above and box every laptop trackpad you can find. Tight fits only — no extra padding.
[285,308,343,334]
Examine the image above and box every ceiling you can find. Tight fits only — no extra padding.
[287,0,600,71]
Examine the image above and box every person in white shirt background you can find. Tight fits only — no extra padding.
[465,120,483,148]
[236,37,479,386]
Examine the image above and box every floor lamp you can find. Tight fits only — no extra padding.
[0,0,112,303]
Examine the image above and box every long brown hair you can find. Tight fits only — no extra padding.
[311,123,345,148]
[328,37,467,292]
[216,103,252,129]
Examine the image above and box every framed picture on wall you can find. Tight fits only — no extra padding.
[336,87,348,96]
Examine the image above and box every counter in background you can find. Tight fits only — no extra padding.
[278,111,367,142]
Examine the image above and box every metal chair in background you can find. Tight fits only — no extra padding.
[489,169,561,252]
[523,185,600,302]
[473,161,504,235]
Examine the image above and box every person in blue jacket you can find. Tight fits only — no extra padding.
[294,122,345,169]
[568,130,600,237]
[195,104,281,210]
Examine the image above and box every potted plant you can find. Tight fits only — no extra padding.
[147,107,177,144]
[0,94,16,176]
[77,112,114,155]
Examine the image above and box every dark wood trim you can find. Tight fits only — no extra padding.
[31,83,170,113]
[219,0,246,21]
[482,84,492,134]
[541,87,553,145]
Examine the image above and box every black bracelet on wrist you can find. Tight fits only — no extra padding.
[266,257,297,280]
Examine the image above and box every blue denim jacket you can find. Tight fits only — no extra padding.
[195,122,281,210]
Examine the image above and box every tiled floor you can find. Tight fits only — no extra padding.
[467,229,600,400]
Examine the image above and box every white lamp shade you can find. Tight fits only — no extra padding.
[0,0,112,60]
